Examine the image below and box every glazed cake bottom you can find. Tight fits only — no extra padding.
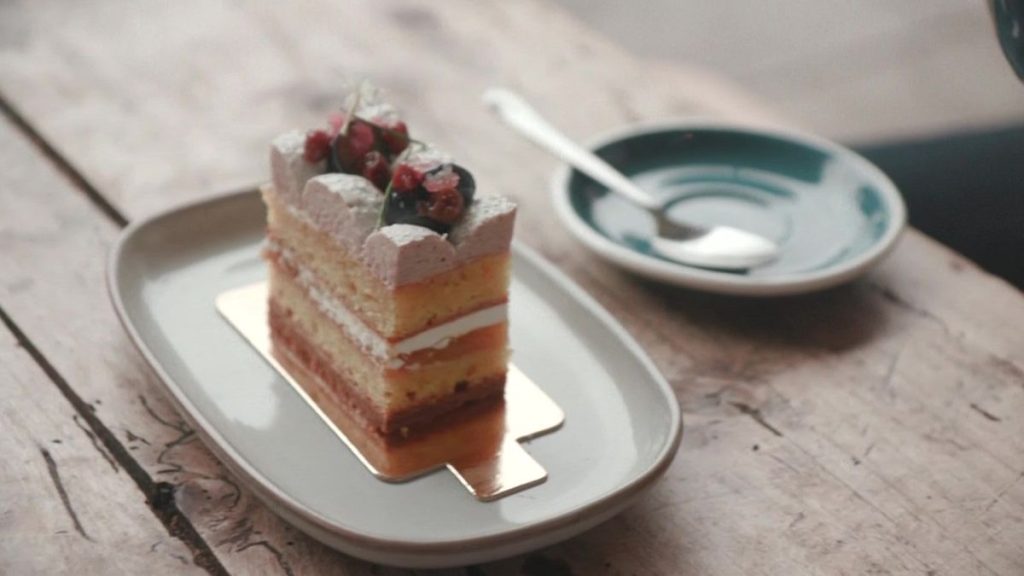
[267,262,508,438]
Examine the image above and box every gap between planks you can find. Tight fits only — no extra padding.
[0,93,128,227]
[0,101,228,576]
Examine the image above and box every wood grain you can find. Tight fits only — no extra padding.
[0,115,380,575]
[0,0,785,218]
[0,318,207,575]
[0,0,1022,574]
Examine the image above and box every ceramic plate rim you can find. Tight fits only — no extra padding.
[551,119,907,296]
[107,188,683,560]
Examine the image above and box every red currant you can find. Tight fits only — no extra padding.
[329,119,382,173]
[303,129,332,163]
[423,165,461,193]
[347,120,379,159]
[390,163,423,194]
[381,121,410,155]
[361,151,390,191]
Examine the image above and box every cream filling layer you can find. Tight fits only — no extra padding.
[268,242,507,369]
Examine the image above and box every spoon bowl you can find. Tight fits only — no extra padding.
[649,211,778,270]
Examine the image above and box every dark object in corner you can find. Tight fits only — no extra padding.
[989,0,1024,81]
[854,125,1024,289]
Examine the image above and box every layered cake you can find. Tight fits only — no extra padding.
[263,86,516,441]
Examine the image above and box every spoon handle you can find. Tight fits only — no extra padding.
[483,88,661,211]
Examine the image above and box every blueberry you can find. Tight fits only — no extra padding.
[383,188,449,233]
[451,164,476,205]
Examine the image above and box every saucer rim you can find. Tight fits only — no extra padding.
[551,119,907,296]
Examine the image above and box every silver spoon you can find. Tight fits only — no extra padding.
[483,88,780,270]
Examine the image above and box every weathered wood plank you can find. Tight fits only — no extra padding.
[0,115,386,575]
[0,322,207,575]
[0,0,1022,574]
[538,234,1024,575]
[0,0,785,218]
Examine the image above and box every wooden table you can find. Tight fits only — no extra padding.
[1,2,1021,574]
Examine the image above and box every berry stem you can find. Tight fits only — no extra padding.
[376,181,393,230]
[339,85,364,136]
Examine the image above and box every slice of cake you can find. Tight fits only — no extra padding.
[263,86,516,441]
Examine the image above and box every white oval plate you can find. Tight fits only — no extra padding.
[108,190,682,568]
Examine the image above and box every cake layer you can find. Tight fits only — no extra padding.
[274,337,504,444]
[265,186,511,339]
[267,250,508,366]
[268,262,508,421]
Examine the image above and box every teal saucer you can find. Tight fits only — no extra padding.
[552,122,906,296]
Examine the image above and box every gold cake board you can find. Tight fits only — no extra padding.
[216,282,564,501]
